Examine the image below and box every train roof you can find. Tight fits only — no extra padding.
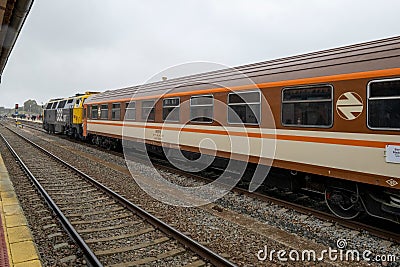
[46,92,99,104]
[46,98,63,102]
[86,36,400,104]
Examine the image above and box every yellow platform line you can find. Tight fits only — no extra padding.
[0,154,42,267]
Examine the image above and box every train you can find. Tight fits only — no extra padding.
[43,92,98,138]
[43,36,400,223]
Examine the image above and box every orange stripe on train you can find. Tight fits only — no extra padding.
[87,121,399,148]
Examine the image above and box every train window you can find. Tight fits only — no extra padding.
[190,95,213,123]
[51,102,58,109]
[163,97,180,122]
[75,98,81,107]
[91,105,98,119]
[112,103,121,120]
[368,78,400,130]
[45,103,52,109]
[100,104,108,119]
[228,91,260,124]
[67,99,73,104]
[58,100,67,109]
[141,100,155,121]
[125,102,136,121]
[282,85,333,127]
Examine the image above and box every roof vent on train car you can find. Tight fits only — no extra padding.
[162,76,168,81]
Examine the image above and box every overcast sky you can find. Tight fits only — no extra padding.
[0,0,399,108]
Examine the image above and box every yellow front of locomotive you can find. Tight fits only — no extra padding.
[72,92,98,125]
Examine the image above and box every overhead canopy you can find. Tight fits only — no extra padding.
[0,0,34,82]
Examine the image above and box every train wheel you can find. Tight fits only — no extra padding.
[72,128,78,139]
[103,141,112,150]
[325,186,361,220]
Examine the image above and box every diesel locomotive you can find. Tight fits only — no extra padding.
[43,92,98,138]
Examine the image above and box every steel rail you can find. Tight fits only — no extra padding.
[150,159,400,243]
[0,133,104,267]
[3,126,237,267]
[18,123,46,132]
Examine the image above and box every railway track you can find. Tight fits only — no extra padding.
[7,118,46,132]
[9,119,400,241]
[0,125,236,267]
[150,157,400,243]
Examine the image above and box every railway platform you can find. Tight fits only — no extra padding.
[0,152,41,267]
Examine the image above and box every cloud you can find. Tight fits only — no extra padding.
[0,0,399,107]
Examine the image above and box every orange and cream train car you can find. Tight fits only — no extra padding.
[83,36,400,223]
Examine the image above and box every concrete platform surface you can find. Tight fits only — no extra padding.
[0,153,42,267]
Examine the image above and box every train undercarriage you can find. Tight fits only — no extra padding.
[43,122,85,139]
[324,180,400,223]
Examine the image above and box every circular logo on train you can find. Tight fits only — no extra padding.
[336,92,363,120]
